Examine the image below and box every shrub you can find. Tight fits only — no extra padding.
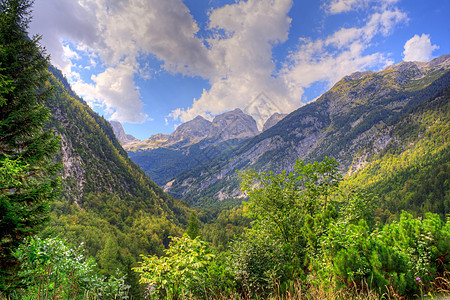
[134,234,215,299]
[11,236,129,299]
[316,211,450,297]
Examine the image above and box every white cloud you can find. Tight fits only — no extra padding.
[31,0,295,127]
[30,0,98,73]
[403,34,439,62]
[31,0,210,123]
[72,63,148,123]
[325,0,399,14]
[280,7,406,96]
[327,0,365,14]
[30,0,408,128]
[76,0,214,76]
[62,44,80,60]
[171,0,295,125]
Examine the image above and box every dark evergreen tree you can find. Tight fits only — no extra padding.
[186,211,200,239]
[0,0,60,291]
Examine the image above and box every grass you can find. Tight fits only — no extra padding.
[2,272,449,299]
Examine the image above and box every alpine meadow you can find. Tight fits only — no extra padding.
[0,0,449,299]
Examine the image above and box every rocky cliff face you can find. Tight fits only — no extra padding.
[263,112,287,131]
[207,108,260,141]
[167,116,212,144]
[110,121,137,145]
[47,67,189,219]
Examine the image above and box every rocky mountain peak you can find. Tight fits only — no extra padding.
[167,115,212,144]
[426,54,450,67]
[325,54,450,116]
[110,121,137,145]
[208,108,259,140]
[148,133,170,142]
[345,70,373,81]
[263,112,288,131]
[124,133,169,151]
[385,54,450,74]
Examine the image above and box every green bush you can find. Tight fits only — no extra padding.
[316,212,449,296]
[134,234,215,299]
[234,157,346,294]
[11,236,129,299]
[229,220,295,297]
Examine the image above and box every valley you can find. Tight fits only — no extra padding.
[1,1,449,297]
[120,55,450,212]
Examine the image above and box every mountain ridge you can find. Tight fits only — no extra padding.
[124,108,260,151]
[158,55,450,206]
[107,55,450,209]
[263,112,288,131]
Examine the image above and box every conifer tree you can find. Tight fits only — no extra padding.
[186,211,200,239]
[0,0,60,291]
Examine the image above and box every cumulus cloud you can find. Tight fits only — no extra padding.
[403,34,439,62]
[31,0,210,123]
[30,0,98,73]
[75,0,213,76]
[171,0,295,125]
[30,0,408,127]
[72,63,147,123]
[325,0,399,14]
[280,7,406,96]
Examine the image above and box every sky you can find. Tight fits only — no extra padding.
[29,0,449,140]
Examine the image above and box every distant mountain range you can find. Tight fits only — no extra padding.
[121,107,276,151]
[119,55,450,209]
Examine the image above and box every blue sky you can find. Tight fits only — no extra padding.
[30,0,449,140]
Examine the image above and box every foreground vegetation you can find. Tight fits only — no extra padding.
[133,158,450,299]
[7,237,130,299]
[5,159,449,299]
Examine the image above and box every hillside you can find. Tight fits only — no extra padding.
[132,55,450,207]
[43,67,191,294]
[345,85,449,220]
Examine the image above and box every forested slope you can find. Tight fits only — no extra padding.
[43,67,191,295]
[345,85,449,221]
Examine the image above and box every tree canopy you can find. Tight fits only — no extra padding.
[0,0,60,291]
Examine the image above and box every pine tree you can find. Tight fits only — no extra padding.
[186,211,200,239]
[98,236,122,276]
[0,0,60,292]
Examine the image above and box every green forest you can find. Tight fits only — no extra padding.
[1,0,449,299]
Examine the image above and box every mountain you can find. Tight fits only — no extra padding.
[125,116,212,151]
[44,67,191,295]
[125,133,170,151]
[124,109,259,153]
[344,85,449,220]
[167,115,212,145]
[154,55,450,207]
[110,120,137,144]
[124,109,259,187]
[207,108,259,141]
[263,112,288,131]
